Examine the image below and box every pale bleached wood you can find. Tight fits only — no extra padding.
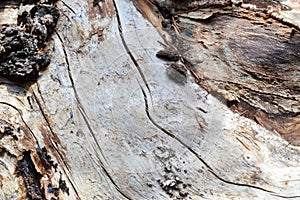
[0,0,299,199]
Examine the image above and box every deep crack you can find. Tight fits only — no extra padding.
[55,30,132,200]
[138,81,300,199]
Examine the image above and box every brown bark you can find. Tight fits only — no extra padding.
[0,0,299,199]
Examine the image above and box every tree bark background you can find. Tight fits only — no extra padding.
[0,0,299,199]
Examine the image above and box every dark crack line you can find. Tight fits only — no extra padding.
[55,31,132,200]
[110,0,297,197]
[77,106,133,200]
[112,0,153,101]
[0,101,39,147]
[60,1,77,15]
[35,82,46,107]
[72,141,120,199]
[137,83,300,199]
[31,90,81,199]
[130,1,300,198]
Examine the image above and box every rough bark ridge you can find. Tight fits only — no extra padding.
[0,0,299,199]
[146,0,300,146]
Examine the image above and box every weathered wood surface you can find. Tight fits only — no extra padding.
[0,0,300,199]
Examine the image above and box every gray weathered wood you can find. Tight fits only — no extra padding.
[0,0,299,199]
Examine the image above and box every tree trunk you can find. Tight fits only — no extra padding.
[0,0,299,199]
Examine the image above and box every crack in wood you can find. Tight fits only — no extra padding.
[31,90,78,189]
[137,80,300,198]
[55,30,132,200]
[112,0,153,102]
[16,148,70,199]
[0,101,39,146]
[60,1,77,15]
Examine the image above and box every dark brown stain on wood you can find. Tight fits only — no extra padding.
[151,1,300,145]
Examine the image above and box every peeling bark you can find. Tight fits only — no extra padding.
[0,0,299,199]
[148,0,300,146]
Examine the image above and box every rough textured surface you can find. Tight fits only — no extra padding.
[0,0,59,83]
[0,0,299,199]
[150,0,300,146]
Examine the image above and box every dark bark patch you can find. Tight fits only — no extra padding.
[16,148,70,199]
[16,151,44,200]
[36,147,55,171]
[59,178,69,195]
[0,1,59,83]
[156,50,181,62]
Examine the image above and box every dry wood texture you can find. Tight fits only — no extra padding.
[0,0,299,199]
